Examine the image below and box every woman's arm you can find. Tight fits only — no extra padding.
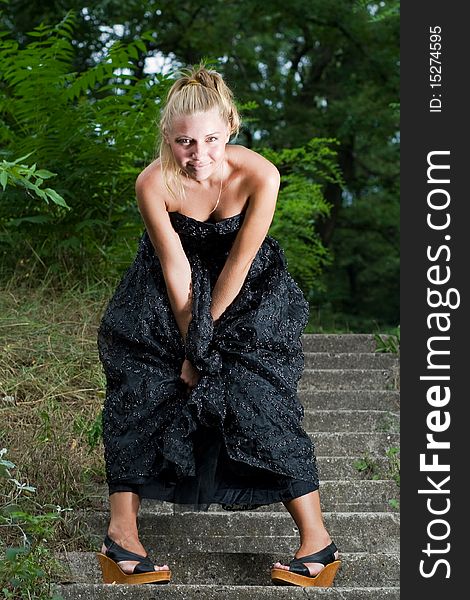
[210,154,280,321]
[136,165,200,390]
[135,164,193,344]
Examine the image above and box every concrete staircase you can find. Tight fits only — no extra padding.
[55,334,400,598]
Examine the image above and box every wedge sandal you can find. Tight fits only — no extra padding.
[96,534,171,584]
[271,541,341,587]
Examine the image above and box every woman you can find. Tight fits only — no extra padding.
[96,65,340,587]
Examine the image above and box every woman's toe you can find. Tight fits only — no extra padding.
[273,561,289,571]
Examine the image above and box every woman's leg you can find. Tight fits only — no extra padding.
[102,491,170,573]
[273,490,338,576]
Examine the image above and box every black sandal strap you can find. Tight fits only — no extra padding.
[103,534,155,572]
[289,542,338,577]
[133,559,157,574]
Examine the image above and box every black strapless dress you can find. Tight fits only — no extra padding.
[97,210,319,511]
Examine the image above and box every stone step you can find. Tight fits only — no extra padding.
[259,479,399,513]
[167,480,398,514]
[302,410,399,433]
[299,390,400,411]
[299,369,398,391]
[311,432,399,456]
[92,479,398,515]
[318,479,399,512]
[54,583,401,600]
[301,334,382,354]
[84,512,400,554]
[56,332,401,600]
[317,456,392,481]
[60,550,399,587]
[303,353,398,370]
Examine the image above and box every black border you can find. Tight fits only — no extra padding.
[401,1,467,594]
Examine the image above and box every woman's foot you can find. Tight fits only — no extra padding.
[273,536,339,576]
[102,529,170,574]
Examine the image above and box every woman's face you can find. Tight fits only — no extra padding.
[167,108,230,181]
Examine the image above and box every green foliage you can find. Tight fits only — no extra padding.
[353,445,400,489]
[353,452,382,481]
[0,12,339,296]
[0,0,400,331]
[313,186,399,329]
[1,546,64,599]
[1,1,399,327]
[0,154,68,212]
[261,139,341,295]
[385,446,400,487]
[355,0,399,22]
[73,411,103,450]
[0,449,67,599]
[0,11,172,279]
[375,325,400,353]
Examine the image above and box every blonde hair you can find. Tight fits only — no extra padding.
[157,64,241,204]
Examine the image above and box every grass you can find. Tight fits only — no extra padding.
[306,305,399,334]
[0,275,115,554]
[374,326,400,353]
[0,449,71,598]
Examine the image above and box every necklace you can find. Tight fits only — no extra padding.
[180,160,224,216]
[207,160,224,216]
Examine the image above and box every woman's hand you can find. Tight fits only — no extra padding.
[179,357,201,392]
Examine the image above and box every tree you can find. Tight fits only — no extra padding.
[1,13,338,297]
[0,12,172,278]
[2,1,399,327]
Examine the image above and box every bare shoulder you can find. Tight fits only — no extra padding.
[135,158,168,208]
[133,159,185,264]
[228,145,279,179]
[227,145,280,214]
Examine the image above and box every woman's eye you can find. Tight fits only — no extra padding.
[207,137,218,142]
[178,138,191,145]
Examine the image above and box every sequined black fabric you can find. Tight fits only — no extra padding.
[97,211,319,511]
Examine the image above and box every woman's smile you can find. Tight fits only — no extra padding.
[188,162,210,169]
